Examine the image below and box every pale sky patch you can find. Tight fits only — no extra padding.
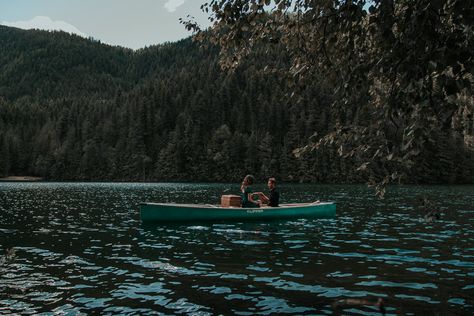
[0,0,210,49]
[1,15,88,38]
[164,0,186,13]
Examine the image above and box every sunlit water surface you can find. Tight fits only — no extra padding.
[0,182,473,315]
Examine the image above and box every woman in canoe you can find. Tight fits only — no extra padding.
[240,174,260,208]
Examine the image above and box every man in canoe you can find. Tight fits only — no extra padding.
[256,177,279,207]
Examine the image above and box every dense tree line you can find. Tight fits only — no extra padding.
[0,25,472,183]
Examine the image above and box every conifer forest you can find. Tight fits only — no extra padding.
[0,15,473,184]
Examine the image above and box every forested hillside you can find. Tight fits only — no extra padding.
[0,25,473,183]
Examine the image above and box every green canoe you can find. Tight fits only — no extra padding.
[140,202,336,222]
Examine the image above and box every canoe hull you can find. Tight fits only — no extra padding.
[140,202,336,222]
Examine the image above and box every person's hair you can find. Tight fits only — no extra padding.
[245,174,255,185]
[268,177,276,185]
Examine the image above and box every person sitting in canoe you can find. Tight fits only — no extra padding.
[240,174,260,208]
[256,177,279,207]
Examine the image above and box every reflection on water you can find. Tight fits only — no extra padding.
[0,182,473,314]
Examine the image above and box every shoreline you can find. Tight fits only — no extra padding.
[0,178,472,186]
[0,176,44,182]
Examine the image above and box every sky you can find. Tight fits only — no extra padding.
[0,0,211,49]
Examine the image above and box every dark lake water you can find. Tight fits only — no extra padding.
[0,182,473,315]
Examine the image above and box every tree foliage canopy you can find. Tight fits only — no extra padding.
[184,0,474,195]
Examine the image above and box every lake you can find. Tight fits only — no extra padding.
[0,182,473,314]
